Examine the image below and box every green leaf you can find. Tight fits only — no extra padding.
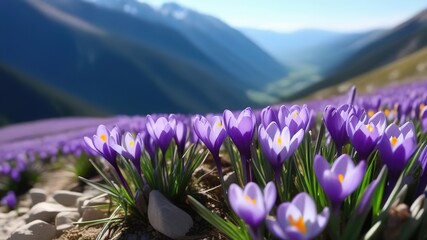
[186,195,248,240]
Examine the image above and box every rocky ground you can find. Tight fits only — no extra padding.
[0,158,229,240]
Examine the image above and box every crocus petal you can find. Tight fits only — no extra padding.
[293,192,316,223]
[266,218,287,240]
[263,182,277,213]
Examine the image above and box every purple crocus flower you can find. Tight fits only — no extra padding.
[416,146,427,196]
[1,191,17,209]
[193,115,227,178]
[377,122,417,178]
[260,106,278,128]
[323,104,353,153]
[84,125,131,194]
[314,154,366,208]
[258,122,304,181]
[169,114,188,157]
[347,111,386,159]
[278,105,311,135]
[223,108,257,182]
[146,115,175,153]
[141,129,156,160]
[84,125,121,166]
[421,107,427,133]
[266,192,329,240]
[223,108,256,158]
[111,132,144,175]
[228,182,276,235]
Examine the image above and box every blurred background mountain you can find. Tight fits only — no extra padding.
[1,0,426,125]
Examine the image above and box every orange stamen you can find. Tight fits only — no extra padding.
[289,216,307,234]
[338,174,344,184]
[384,109,390,117]
[244,195,257,205]
[100,134,107,142]
[366,124,373,132]
[390,136,398,147]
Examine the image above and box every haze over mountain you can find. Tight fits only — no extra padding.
[0,0,286,118]
[240,28,384,72]
[293,8,427,99]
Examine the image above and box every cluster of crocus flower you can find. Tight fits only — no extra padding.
[228,182,329,240]
[3,81,427,240]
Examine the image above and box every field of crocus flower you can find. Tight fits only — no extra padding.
[2,80,427,239]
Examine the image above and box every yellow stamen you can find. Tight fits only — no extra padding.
[368,110,375,118]
[244,195,257,205]
[277,137,283,145]
[384,109,390,117]
[293,111,299,119]
[129,140,134,147]
[217,121,222,127]
[338,174,344,184]
[390,136,398,147]
[289,216,307,234]
[420,103,425,111]
[366,123,373,133]
[100,134,107,142]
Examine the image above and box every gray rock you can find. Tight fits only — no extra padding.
[53,190,83,207]
[8,220,55,240]
[27,202,76,223]
[29,189,47,207]
[17,208,30,217]
[55,211,80,232]
[148,190,193,239]
[81,207,107,221]
[77,197,107,216]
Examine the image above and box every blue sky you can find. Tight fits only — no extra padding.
[140,0,426,32]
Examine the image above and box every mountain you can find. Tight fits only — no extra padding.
[79,0,287,89]
[291,8,427,99]
[0,64,104,126]
[0,0,286,116]
[301,46,427,101]
[240,28,383,71]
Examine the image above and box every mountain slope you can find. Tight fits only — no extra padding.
[291,8,427,100]
[300,46,427,102]
[81,0,287,89]
[0,64,104,126]
[0,0,256,115]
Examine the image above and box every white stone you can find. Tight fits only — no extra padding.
[81,207,106,222]
[55,211,80,231]
[27,202,76,223]
[77,197,107,216]
[8,220,55,240]
[53,190,83,207]
[29,189,47,207]
[148,190,193,239]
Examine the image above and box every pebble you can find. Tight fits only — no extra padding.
[77,197,108,216]
[148,190,193,239]
[55,211,80,231]
[26,202,76,223]
[81,207,107,222]
[53,190,83,207]
[29,189,47,207]
[8,220,55,240]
